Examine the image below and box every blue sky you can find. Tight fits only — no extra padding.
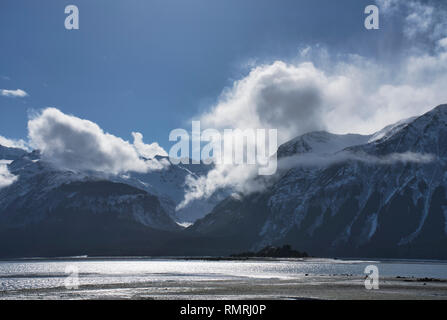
[2,0,447,202]
[1,0,382,150]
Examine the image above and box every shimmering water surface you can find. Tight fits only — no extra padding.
[1,258,446,293]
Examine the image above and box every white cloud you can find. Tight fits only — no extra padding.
[200,61,328,143]
[132,132,168,158]
[178,164,264,210]
[28,108,168,174]
[0,162,18,189]
[404,2,434,38]
[1,89,28,98]
[0,136,29,150]
[200,44,447,140]
[178,0,447,207]
[198,1,447,139]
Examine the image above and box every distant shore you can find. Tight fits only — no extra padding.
[3,255,447,264]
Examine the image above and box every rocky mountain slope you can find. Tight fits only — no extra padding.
[0,151,187,257]
[191,104,447,259]
[1,104,446,259]
[129,157,227,223]
[0,143,229,257]
[0,144,27,160]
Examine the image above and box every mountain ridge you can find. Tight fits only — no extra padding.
[190,104,447,259]
[1,104,446,258]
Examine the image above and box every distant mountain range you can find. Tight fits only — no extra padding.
[1,104,446,259]
[191,104,447,259]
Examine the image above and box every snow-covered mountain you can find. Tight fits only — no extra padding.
[0,144,27,160]
[277,131,371,158]
[1,155,179,230]
[0,151,185,257]
[128,157,227,223]
[0,146,222,235]
[191,104,447,259]
[2,104,447,259]
[0,144,226,257]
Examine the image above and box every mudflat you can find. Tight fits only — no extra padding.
[1,275,446,300]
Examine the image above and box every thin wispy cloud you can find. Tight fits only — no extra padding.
[377,0,447,41]
[278,151,436,170]
[1,89,28,98]
[0,135,29,151]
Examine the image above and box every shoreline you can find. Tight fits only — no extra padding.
[1,258,447,300]
[1,275,447,300]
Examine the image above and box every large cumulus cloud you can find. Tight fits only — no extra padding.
[200,52,447,145]
[198,0,447,143]
[179,0,447,207]
[200,62,328,143]
[28,108,168,174]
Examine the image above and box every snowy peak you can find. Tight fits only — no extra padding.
[278,104,447,160]
[357,104,447,157]
[0,144,28,161]
[192,103,447,259]
[277,131,371,158]
[129,157,224,222]
[368,117,417,143]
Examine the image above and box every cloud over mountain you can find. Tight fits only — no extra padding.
[199,51,447,144]
[0,161,17,189]
[132,132,168,159]
[0,136,29,151]
[180,0,447,207]
[28,108,168,174]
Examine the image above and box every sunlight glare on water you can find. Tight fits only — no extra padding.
[1,258,447,293]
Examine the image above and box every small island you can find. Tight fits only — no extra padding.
[231,245,309,258]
